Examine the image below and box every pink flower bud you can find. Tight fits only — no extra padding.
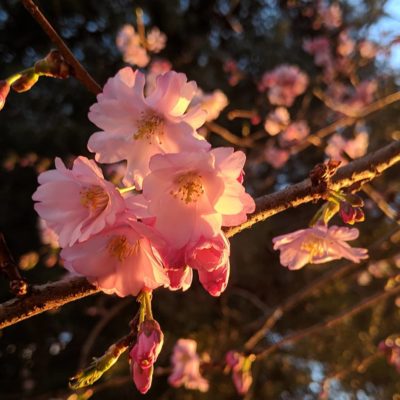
[132,362,153,394]
[339,202,364,225]
[233,369,253,395]
[130,319,164,369]
[225,351,254,396]
[198,263,230,297]
[0,80,10,110]
[186,233,230,273]
[166,266,193,291]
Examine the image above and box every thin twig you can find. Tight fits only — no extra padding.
[205,121,254,148]
[79,297,133,369]
[293,90,400,153]
[256,283,400,360]
[22,0,102,95]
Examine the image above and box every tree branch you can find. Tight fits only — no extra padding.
[22,0,102,95]
[255,283,400,360]
[0,276,99,329]
[225,140,400,238]
[0,141,398,330]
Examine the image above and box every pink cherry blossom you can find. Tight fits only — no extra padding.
[225,351,254,395]
[198,262,230,296]
[258,65,309,107]
[272,224,369,270]
[142,148,255,249]
[263,142,290,169]
[132,363,153,394]
[264,107,290,136]
[32,156,125,247]
[38,218,59,249]
[319,3,342,30]
[168,339,209,392]
[130,319,164,369]
[116,24,150,67]
[337,31,355,57]
[166,266,193,291]
[279,120,310,146]
[186,233,230,272]
[146,27,167,53]
[379,336,400,373]
[191,89,229,121]
[303,36,333,68]
[359,40,378,59]
[60,218,169,296]
[346,80,377,113]
[88,67,210,189]
[145,59,172,95]
[325,131,369,163]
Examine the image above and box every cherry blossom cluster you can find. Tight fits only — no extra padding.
[272,166,368,270]
[32,67,255,299]
[116,23,167,68]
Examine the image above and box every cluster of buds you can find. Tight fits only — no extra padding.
[379,335,400,373]
[225,351,255,395]
[0,50,70,111]
[129,291,164,394]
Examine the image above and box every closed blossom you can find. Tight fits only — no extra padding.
[168,339,209,392]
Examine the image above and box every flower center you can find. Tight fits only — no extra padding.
[170,172,204,204]
[80,185,109,211]
[107,235,139,262]
[300,236,326,258]
[134,112,164,143]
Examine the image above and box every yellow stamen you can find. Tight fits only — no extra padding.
[134,112,164,143]
[300,236,326,258]
[170,171,204,204]
[107,235,139,262]
[80,185,109,211]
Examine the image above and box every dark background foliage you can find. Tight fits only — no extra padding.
[0,0,400,399]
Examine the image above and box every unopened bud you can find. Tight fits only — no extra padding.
[339,202,365,225]
[34,50,70,79]
[12,71,39,93]
[0,80,10,110]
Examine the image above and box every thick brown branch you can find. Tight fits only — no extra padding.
[0,141,398,330]
[225,140,400,238]
[256,283,400,360]
[22,0,102,95]
[0,276,99,329]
